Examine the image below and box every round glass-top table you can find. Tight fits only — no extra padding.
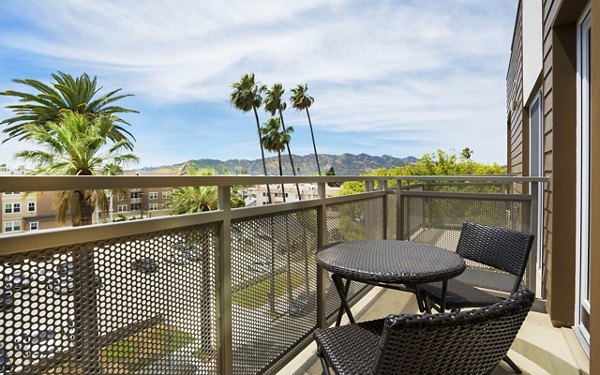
[316,240,466,324]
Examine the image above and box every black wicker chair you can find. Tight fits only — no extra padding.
[420,222,534,312]
[314,289,534,375]
[418,221,534,373]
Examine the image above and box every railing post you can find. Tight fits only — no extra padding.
[316,182,327,329]
[217,186,232,375]
[396,179,404,240]
[381,180,389,239]
[528,180,539,294]
[365,180,376,239]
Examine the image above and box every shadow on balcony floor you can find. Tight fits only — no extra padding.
[278,288,589,375]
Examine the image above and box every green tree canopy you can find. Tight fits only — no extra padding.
[1,71,137,142]
[15,111,139,225]
[340,149,506,195]
[170,168,244,214]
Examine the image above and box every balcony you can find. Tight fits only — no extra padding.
[0,174,587,375]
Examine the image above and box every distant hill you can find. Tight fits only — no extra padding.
[142,153,418,176]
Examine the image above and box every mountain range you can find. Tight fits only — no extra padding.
[142,153,418,176]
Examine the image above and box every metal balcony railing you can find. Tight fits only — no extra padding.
[0,174,547,374]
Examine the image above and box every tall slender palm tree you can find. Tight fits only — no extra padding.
[260,117,293,203]
[290,84,321,175]
[15,110,138,372]
[264,83,301,200]
[1,71,138,143]
[230,73,272,203]
[260,117,294,307]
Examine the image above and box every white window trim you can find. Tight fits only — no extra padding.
[575,5,592,356]
[29,222,39,231]
[4,202,21,213]
[27,201,36,212]
[149,192,158,200]
[4,220,22,233]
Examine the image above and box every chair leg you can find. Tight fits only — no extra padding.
[503,355,522,374]
[316,346,332,375]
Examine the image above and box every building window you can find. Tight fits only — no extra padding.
[130,192,142,199]
[149,192,158,200]
[27,202,36,212]
[162,202,171,210]
[4,221,21,233]
[262,192,267,197]
[130,203,141,211]
[162,191,170,199]
[117,205,128,212]
[4,202,21,214]
[3,192,20,195]
[149,203,158,211]
[29,222,38,231]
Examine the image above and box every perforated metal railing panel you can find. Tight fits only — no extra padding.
[0,224,217,375]
[230,209,318,374]
[402,195,532,292]
[324,198,384,321]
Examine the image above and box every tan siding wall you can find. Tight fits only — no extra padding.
[540,0,589,327]
[507,3,525,195]
[510,0,589,327]
[541,0,555,312]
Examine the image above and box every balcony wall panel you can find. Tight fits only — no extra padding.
[0,223,219,374]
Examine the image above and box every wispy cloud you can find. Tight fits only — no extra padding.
[0,0,517,166]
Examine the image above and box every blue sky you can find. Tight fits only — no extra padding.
[0,0,518,169]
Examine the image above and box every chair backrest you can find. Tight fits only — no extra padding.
[372,289,534,375]
[456,222,534,291]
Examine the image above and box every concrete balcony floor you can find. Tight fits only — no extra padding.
[277,288,590,375]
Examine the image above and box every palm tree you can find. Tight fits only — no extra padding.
[260,117,295,309]
[15,110,138,372]
[1,71,138,143]
[169,168,244,213]
[230,73,272,203]
[264,83,301,200]
[260,117,293,203]
[290,84,321,175]
[16,111,139,226]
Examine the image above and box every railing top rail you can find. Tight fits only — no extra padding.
[0,175,549,192]
[0,175,390,192]
[395,175,549,183]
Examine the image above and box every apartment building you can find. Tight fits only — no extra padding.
[252,183,341,206]
[507,0,598,368]
[109,187,172,221]
[1,191,68,234]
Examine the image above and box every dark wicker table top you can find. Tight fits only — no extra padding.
[316,240,466,284]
